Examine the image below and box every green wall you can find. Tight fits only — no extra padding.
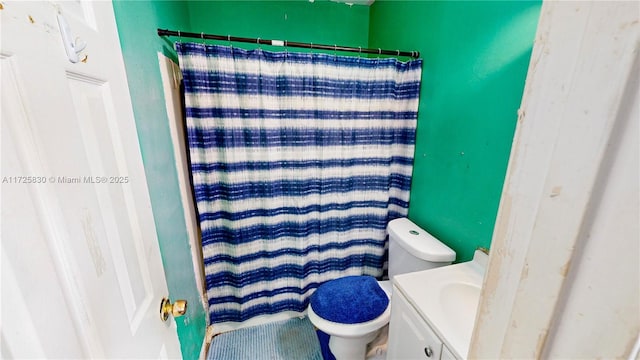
[186,0,370,53]
[111,2,206,359]
[187,0,540,263]
[369,1,541,262]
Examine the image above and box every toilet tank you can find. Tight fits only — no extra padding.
[387,218,456,278]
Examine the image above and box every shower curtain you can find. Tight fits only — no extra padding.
[176,42,422,324]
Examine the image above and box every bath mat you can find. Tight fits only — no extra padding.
[207,317,322,360]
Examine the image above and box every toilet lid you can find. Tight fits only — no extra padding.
[310,275,389,324]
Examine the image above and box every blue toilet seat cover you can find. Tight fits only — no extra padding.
[310,275,389,324]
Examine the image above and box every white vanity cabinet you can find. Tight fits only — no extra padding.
[387,285,444,359]
[440,345,457,360]
[386,251,489,360]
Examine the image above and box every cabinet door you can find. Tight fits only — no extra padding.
[441,345,458,360]
[387,289,443,359]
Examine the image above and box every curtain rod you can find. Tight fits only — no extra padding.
[157,29,420,58]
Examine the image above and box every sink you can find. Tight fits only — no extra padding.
[440,282,482,341]
[392,250,489,358]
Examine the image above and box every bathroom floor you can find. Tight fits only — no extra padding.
[207,317,322,360]
[365,325,389,360]
[206,317,389,360]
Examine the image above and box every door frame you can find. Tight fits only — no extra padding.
[469,2,639,358]
[157,53,209,357]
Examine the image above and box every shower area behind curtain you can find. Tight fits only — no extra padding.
[176,42,422,324]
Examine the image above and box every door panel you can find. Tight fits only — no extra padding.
[1,1,181,358]
[66,74,154,328]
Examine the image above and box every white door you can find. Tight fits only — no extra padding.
[1,1,182,358]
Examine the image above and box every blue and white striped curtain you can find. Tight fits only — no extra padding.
[176,43,422,324]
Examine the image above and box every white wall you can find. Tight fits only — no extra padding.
[470,2,640,358]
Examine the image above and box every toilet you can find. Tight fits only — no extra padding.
[307,217,456,360]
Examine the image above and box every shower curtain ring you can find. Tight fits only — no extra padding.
[177,30,182,43]
[397,50,400,56]
[358,46,362,58]
[227,35,234,53]
[201,32,205,45]
[378,48,382,56]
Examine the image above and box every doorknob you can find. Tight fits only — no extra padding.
[160,297,187,321]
